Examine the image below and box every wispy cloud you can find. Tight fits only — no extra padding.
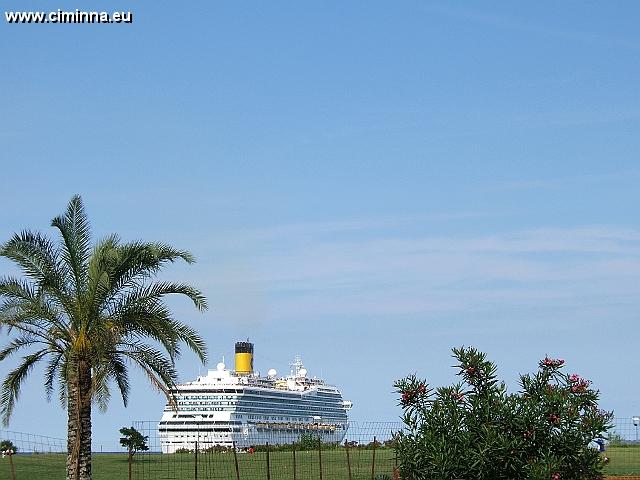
[189,220,640,324]
[209,212,490,244]
[492,170,640,192]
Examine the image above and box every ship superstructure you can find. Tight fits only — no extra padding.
[158,342,352,452]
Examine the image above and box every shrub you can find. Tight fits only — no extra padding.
[363,439,383,450]
[606,432,627,447]
[297,432,322,451]
[394,347,613,480]
[251,432,335,452]
[0,440,16,454]
[202,445,233,453]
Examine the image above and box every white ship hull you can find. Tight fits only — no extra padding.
[159,419,348,453]
[158,347,352,453]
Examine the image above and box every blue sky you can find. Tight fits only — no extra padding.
[1,1,639,449]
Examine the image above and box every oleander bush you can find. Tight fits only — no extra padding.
[394,347,613,480]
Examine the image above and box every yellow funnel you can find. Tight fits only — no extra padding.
[235,342,254,374]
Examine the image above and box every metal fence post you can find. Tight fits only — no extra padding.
[8,452,16,480]
[318,436,323,480]
[266,442,271,480]
[394,443,399,479]
[293,445,297,480]
[195,440,199,480]
[345,440,352,480]
[233,441,241,480]
[371,436,377,480]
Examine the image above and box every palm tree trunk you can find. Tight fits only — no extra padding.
[67,362,92,480]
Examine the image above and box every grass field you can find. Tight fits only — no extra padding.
[6,449,398,480]
[5,447,640,479]
[603,446,640,477]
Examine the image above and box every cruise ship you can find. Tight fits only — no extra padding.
[158,342,352,453]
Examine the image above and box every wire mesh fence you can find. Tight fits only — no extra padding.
[131,420,402,480]
[603,417,640,478]
[0,429,66,454]
[0,419,639,479]
[0,429,66,480]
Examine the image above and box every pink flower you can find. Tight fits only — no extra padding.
[570,378,590,394]
[451,392,464,402]
[551,473,560,480]
[542,357,564,368]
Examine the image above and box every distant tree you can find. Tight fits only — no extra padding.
[1,439,17,479]
[119,427,149,456]
[0,439,16,453]
[120,426,149,480]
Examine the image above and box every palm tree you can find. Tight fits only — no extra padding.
[0,195,208,480]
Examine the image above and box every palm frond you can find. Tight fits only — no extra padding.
[0,276,37,302]
[50,195,91,297]
[0,280,69,340]
[0,231,70,295]
[43,351,65,401]
[91,364,112,413]
[0,277,55,322]
[86,235,119,317]
[0,335,42,361]
[110,356,130,407]
[166,320,208,364]
[119,343,178,396]
[57,355,70,408]
[99,242,197,304]
[113,281,207,314]
[111,301,194,364]
[94,356,131,407]
[0,349,49,424]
